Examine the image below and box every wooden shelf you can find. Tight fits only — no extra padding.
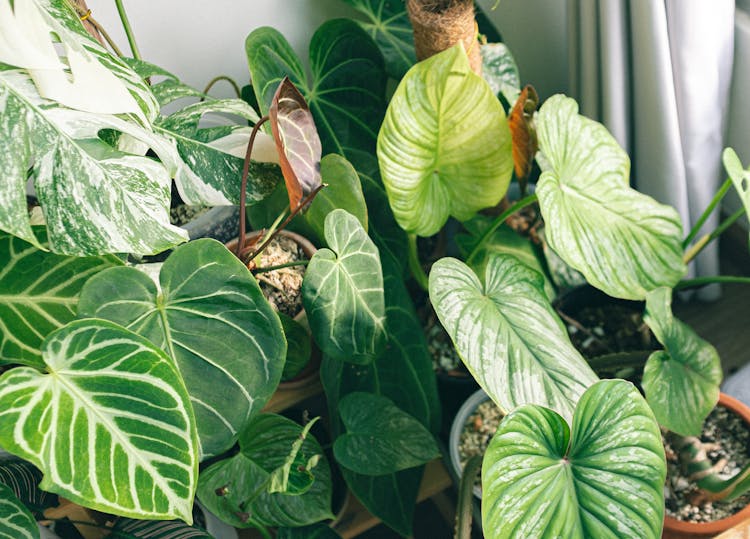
[262,379,323,413]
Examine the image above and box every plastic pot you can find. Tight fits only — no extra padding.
[448,388,491,500]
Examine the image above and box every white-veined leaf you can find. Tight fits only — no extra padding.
[0,319,199,522]
[0,483,39,539]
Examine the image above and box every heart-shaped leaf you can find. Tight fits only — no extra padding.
[302,209,386,364]
[0,483,38,539]
[536,95,686,300]
[723,147,750,246]
[268,417,321,495]
[481,42,521,105]
[508,84,539,183]
[268,77,323,211]
[77,239,286,458]
[429,255,598,422]
[341,0,416,79]
[0,229,122,369]
[0,319,198,522]
[642,287,722,436]
[197,414,333,529]
[482,379,666,539]
[377,44,513,236]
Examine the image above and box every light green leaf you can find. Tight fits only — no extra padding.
[77,239,286,458]
[0,483,39,539]
[269,417,321,495]
[723,147,750,246]
[481,42,521,105]
[334,393,439,475]
[536,95,686,300]
[341,0,416,79]
[197,414,333,529]
[429,255,598,422]
[302,210,386,364]
[482,380,666,539]
[0,229,122,368]
[0,319,199,522]
[642,287,722,436]
[377,44,513,236]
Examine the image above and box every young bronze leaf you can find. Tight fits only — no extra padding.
[269,77,323,210]
[508,84,539,182]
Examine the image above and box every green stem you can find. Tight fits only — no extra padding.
[408,234,429,291]
[682,179,733,249]
[455,454,482,539]
[465,194,538,266]
[683,206,746,264]
[113,0,141,60]
[676,275,750,290]
[202,75,242,99]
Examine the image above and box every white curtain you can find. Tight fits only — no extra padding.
[568,0,735,299]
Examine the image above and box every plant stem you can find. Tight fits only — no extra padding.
[465,194,539,266]
[236,116,269,258]
[682,178,733,249]
[455,454,482,539]
[202,75,242,99]
[113,0,141,60]
[408,234,429,291]
[676,275,750,290]
[683,206,746,264]
[68,0,124,56]
[254,260,309,274]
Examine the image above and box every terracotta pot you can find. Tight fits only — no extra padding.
[662,392,750,538]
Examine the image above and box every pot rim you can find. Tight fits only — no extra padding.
[448,388,491,499]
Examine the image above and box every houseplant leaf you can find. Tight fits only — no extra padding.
[722,147,750,246]
[0,484,38,539]
[277,524,342,539]
[246,19,387,161]
[279,313,311,381]
[197,414,333,529]
[77,239,286,458]
[341,0,416,79]
[302,209,386,364]
[536,94,686,300]
[110,518,212,539]
[334,392,439,475]
[0,229,122,368]
[481,42,521,105]
[0,319,198,522]
[0,460,57,515]
[482,379,665,539]
[429,254,598,422]
[377,44,513,236]
[642,287,722,436]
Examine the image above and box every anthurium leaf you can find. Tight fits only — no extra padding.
[0,319,199,522]
[536,95,686,300]
[642,287,722,436]
[279,313,311,382]
[269,417,321,495]
[377,44,513,236]
[268,77,323,210]
[197,414,333,529]
[0,229,122,368]
[341,0,416,79]
[302,209,386,364]
[429,255,598,422]
[481,42,521,105]
[77,239,286,458]
[722,147,750,246]
[246,19,387,162]
[482,379,666,539]
[277,523,342,539]
[334,393,439,475]
[0,484,38,539]
[110,518,212,539]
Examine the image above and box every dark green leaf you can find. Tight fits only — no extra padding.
[279,313,312,382]
[0,484,38,539]
[110,518,212,539]
[277,523,342,539]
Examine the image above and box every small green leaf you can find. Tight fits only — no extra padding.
[302,210,386,364]
[482,380,666,539]
[481,42,521,105]
[334,393,439,475]
[723,147,750,247]
[269,417,321,495]
[378,44,513,236]
[642,287,722,436]
[0,483,39,539]
[536,95,686,300]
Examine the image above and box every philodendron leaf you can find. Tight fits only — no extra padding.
[341,0,416,79]
[536,95,686,300]
[642,287,722,436]
[0,229,122,368]
[0,320,198,522]
[723,147,750,246]
[197,414,333,529]
[377,44,513,237]
[0,484,38,539]
[77,239,286,458]
[334,392,439,475]
[482,379,666,539]
[481,42,521,105]
[429,255,598,422]
[302,209,386,364]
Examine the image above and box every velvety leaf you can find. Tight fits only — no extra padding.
[0,460,57,515]
[429,255,598,422]
[377,44,513,236]
[482,380,666,539]
[642,287,722,436]
[723,147,750,246]
[277,523,342,539]
[302,210,386,364]
[269,77,323,210]
[197,414,333,529]
[481,42,521,105]
[77,239,286,458]
[536,95,686,300]
[341,0,416,79]
[279,313,311,382]
[0,229,122,368]
[246,20,387,162]
[0,320,198,522]
[0,483,38,539]
[334,393,439,475]
[110,518,213,539]
[508,85,539,181]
